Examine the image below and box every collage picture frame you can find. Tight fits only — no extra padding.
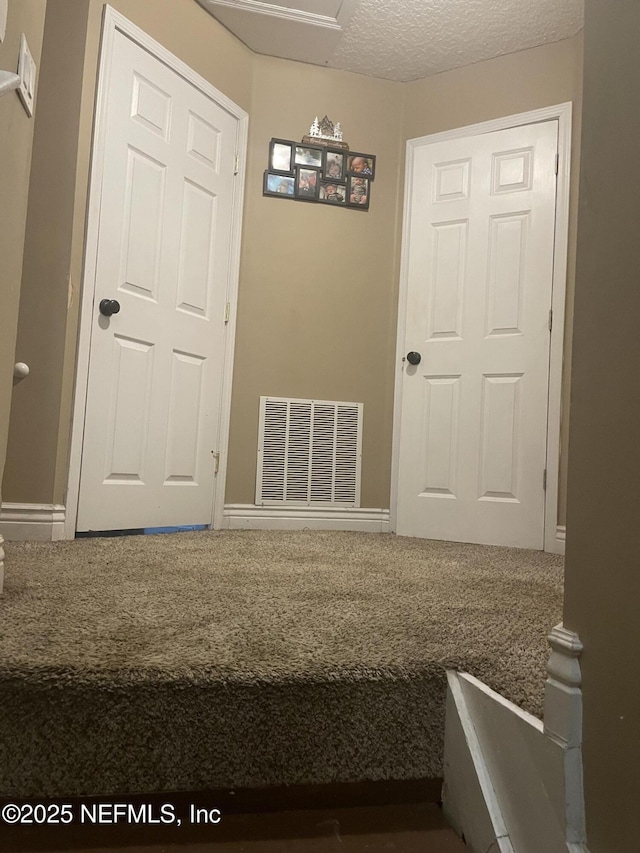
[263,138,375,210]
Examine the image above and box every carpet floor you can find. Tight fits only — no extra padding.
[0,530,563,797]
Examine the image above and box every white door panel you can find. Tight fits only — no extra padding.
[77,31,238,531]
[397,121,558,548]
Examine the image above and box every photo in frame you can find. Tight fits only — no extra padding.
[263,171,295,197]
[323,150,346,182]
[347,175,370,209]
[295,145,323,168]
[346,153,376,179]
[263,137,375,209]
[295,167,320,200]
[318,181,346,204]
[269,139,294,173]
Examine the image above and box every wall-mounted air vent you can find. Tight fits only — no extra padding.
[256,396,362,507]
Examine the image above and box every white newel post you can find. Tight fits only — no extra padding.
[0,533,4,594]
[545,623,587,847]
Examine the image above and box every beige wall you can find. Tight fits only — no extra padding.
[4,0,90,504]
[83,0,254,113]
[226,37,584,507]
[2,1,583,526]
[403,38,583,140]
[564,2,640,849]
[3,0,254,505]
[226,56,403,506]
[0,0,47,500]
[402,34,584,526]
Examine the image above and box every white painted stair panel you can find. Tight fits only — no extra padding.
[443,673,514,853]
[443,671,588,853]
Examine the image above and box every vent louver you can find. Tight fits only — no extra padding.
[256,396,362,507]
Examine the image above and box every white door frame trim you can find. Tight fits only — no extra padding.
[390,103,572,553]
[64,5,248,540]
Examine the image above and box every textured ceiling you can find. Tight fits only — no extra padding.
[200,0,583,83]
[333,0,584,82]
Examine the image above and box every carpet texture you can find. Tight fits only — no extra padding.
[0,530,563,796]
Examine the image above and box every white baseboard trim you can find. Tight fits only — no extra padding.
[546,524,566,555]
[0,503,67,542]
[223,504,390,533]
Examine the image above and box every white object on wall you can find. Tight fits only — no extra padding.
[13,362,29,382]
[256,396,363,507]
[0,0,7,43]
[0,69,19,95]
[17,33,36,116]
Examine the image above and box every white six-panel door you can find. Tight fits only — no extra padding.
[396,121,558,549]
[76,30,239,532]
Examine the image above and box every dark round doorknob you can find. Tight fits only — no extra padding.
[406,351,421,365]
[99,298,121,317]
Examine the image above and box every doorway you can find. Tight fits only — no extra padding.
[67,8,247,535]
[393,106,571,551]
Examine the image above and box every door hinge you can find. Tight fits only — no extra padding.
[211,451,220,475]
[555,153,559,175]
[224,302,231,323]
[548,308,553,332]
[233,153,240,175]
[543,468,547,491]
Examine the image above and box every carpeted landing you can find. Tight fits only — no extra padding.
[0,530,563,797]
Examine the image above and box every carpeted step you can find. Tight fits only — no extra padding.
[0,530,563,797]
[1,668,450,796]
